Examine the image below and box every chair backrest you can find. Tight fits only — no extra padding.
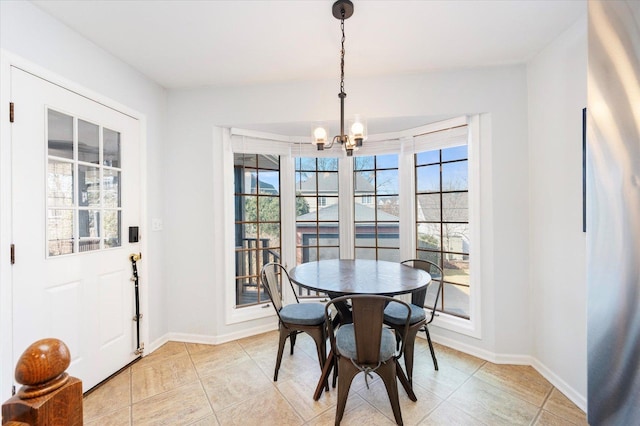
[260,262,299,314]
[326,295,411,365]
[401,259,444,322]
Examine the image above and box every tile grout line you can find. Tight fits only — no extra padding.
[529,386,555,425]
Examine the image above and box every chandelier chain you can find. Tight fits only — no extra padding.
[340,12,345,95]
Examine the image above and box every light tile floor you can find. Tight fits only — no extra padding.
[83,331,588,425]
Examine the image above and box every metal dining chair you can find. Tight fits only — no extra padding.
[383,259,444,385]
[260,262,327,382]
[326,294,416,426]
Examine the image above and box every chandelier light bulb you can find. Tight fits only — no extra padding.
[314,126,328,142]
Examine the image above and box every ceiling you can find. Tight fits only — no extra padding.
[32,0,586,90]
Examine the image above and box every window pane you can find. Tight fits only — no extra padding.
[443,223,469,254]
[258,224,280,248]
[79,210,100,252]
[378,225,399,247]
[416,250,442,267]
[444,259,470,286]
[258,196,279,222]
[237,223,258,245]
[354,203,377,221]
[48,209,74,256]
[355,247,376,260]
[443,283,470,318]
[78,119,99,164]
[376,170,398,195]
[318,247,339,260]
[257,154,279,170]
[442,161,468,191]
[317,171,338,192]
[48,160,74,207]
[103,169,121,208]
[48,110,73,159]
[376,154,398,169]
[378,248,400,262]
[237,195,257,221]
[318,199,339,221]
[417,223,441,250]
[416,150,439,166]
[354,156,374,170]
[442,145,468,162]
[317,157,338,171]
[104,210,121,248]
[416,164,440,192]
[258,170,279,194]
[442,192,468,222]
[355,223,376,247]
[354,171,375,194]
[377,195,400,218]
[103,128,121,167]
[296,172,317,193]
[78,165,100,207]
[417,194,440,221]
[305,247,319,262]
[296,157,317,171]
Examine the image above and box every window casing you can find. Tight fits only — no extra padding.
[225,116,481,338]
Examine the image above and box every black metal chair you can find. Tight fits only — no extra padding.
[383,259,444,385]
[326,294,416,425]
[260,262,327,382]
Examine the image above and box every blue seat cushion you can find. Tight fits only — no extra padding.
[383,303,426,325]
[279,303,326,326]
[335,324,396,361]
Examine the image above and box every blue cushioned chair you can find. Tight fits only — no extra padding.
[260,262,327,382]
[326,294,416,425]
[384,259,444,385]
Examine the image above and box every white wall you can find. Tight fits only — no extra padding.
[0,0,167,400]
[165,66,531,355]
[527,16,588,405]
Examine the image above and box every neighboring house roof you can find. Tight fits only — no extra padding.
[297,203,399,222]
[297,172,374,193]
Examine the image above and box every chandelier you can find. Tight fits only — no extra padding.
[311,0,367,156]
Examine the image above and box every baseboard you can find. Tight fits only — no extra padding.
[146,322,277,355]
[427,333,587,412]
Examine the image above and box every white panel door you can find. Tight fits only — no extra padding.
[11,67,141,392]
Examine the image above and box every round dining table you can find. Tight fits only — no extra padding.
[288,258,431,297]
[288,258,431,400]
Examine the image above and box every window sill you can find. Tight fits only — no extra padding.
[432,311,481,339]
[226,302,275,325]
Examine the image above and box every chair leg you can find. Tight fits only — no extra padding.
[402,326,421,386]
[395,359,417,401]
[308,327,329,391]
[424,326,438,371]
[274,328,289,381]
[335,357,359,425]
[290,331,297,355]
[378,362,404,426]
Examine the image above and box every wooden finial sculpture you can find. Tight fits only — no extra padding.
[2,338,83,425]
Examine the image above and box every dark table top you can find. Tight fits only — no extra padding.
[289,259,430,296]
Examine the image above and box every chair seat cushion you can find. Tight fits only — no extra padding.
[279,303,326,326]
[384,303,426,325]
[335,324,396,361]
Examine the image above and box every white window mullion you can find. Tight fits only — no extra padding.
[338,156,354,259]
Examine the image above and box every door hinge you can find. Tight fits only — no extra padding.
[9,102,14,123]
[11,385,16,396]
[10,244,15,265]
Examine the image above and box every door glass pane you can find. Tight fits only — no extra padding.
[78,165,100,207]
[48,110,73,159]
[258,196,279,222]
[48,160,74,207]
[104,210,121,248]
[103,170,121,208]
[48,209,74,256]
[79,210,100,252]
[318,247,339,260]
[103,128,121,167]
[78,119,99,164]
